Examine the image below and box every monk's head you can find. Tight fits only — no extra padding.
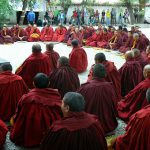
[0,63,12,73]
[132,48,140,58]
[146,45,150,55]
[61,92,85,117]
[46,43,54,51]
[125,51,134,61]
[33,73,49,89]
[143,65,150,79]
[57,56,69,68]
[94,53,106,64]
[133,33,139,40]
[103,28,107,34]
[128,31,132,37]
[33,24,37,29]
[146,88,150,104]
[32,44,42,53]
[71,39,79,48]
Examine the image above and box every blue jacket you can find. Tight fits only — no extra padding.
[27,11,35,22]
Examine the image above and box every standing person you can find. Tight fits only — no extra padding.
[111,8,115,25]
[27,9,35,25]
[101,10,105,24]
[84,8,89,25]
[134,7,138,23]
[53,7,59,25]
[49,10,54,25]
[59,10,65,25]
[73,8,78,25]
[81,8,84,25]
[118,8,123,25]
[124,9,130,24]
[95,10,99,26]
[76,8,81,27]
[106,9,111,26]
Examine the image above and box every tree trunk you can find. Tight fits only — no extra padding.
[126,2,135,25]
[19,0,28,25]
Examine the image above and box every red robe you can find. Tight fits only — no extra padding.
[119,60,143,96]
[10,88,62,147]
[40,27,53,41]
[118,78,150,122]
[97,33,109,48]
[49,65,80,98]
[25,26,32,37]
[44,50,60,72]
[64,28,72,43]
[78,78,118,134]
[28,28,41,42]
[69,47,88,73]
[0,71,28,121]
[116,105,150,150]
[52,28,67,42]
[134,55,148,69]
[40,112,107,150]
[0,120,8,148]
[15,52,51,89]
[13,28,28,41]
[88,61,121,101]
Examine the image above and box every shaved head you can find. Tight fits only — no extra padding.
[46,43,54,51]
[58,56,69,67]
[125,51,134,61]
[143,65,150,78]
[146,88,150,104]
[132,49,140,57]
[32,44,42,53]
[95,53,106,63]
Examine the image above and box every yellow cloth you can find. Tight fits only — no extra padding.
[106,12,111,18]
[31,33,40,38]
[132,40,137,49]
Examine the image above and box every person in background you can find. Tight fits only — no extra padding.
[124,9,130,24]
[84,9,89,25]
[49,10,54,25]
[118,8,123,25]
[106,9,111,26]
[27,9,35,25]
[101,10,105,24]
[134,7,138,23]
[37,17,42,27]
[59,10,65,26]
[54,7,59,25]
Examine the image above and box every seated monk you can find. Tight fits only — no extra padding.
[109,88,150,150]
[88,53,121,101]
[49,56,80,98]
[44,43,60,71]
[0,25,14,44]
[10,73,62,147]
[86,30,101,47]
[52,25,67,42]
[15,44,51,89]
[146,45,150,63]
[25,23,32,37]
[40,92,107,150]
[0,63,28,121]
[119,31,133,53]
[67,28,83,47]
[118,64,150,122]
[64,25,73,43]
[28,24,41,42]
[97,28,109,48]
[11,24,19,41]
[78,64,118,134]
[13,27,28,41]
[0,119,8,148]
[119,51,143,97]
[69,39,88,73]
[40,24,53,42]
[121,28,128,44]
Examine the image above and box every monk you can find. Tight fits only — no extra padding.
[40,24,53,41]
[88,53,121,101]
[13,26,28,41]
[49,56,80,98]
[69,39,88,73]
[109,88,150,150]
[78,64,118,134]
[25,23,32,37]
[11,24,19,40]
[0,63,28,121]
[16,44,51,89]
[64,25,73,43]
[118,64,150,122]
[10,73,62,147]
[0,25,14,44]
[146,45,150,63]
[0,119,8,148]
[52,25,67,42]
[119,51,143,97]
[40,92,107,150]
[28,24,41,42]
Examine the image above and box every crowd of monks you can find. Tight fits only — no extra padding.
[0,22,150,150]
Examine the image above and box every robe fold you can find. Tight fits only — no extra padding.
[97,33,109,48]
[78,78,118,134]
[40,27,53,41]
[69,47,88,73]
[134,55,148,69]
[40,112,108,150]
[88,61,121,101]
[0,119,8,148]
[10,88,62,147]
[13,28,28,41]
[15,52,51,89]
[118,78,150,122]
[25,26,32,37]
[116,105,150,150]
[49,65,80,98]
[44,50,60,71]
[119,60,143,97]
[0,71,28,121]
[28,28,41,42]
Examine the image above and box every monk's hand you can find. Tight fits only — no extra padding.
[107,137,117,150]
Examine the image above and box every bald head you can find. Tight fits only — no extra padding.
[132,49,140,58]
[133,33,139,40]
[46,43,54,51]
[32,44,42,53]
[95,53,106,64]
[71,39,79,47]
[146,88,150,104]
[125,51,134,61]
[58,56,69,67]
[143,65,150,78]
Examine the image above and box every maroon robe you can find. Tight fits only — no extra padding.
[44,50,60,71]
[40,27,53,41]
[97,33,109,48]
[49,64,80,98]
[15,52,51,89]
[0,120,8,148]
[13,28,28,41]
[118,78,150,122]
[116,105,150,150]
[78,78,118,134]
[28,28,41,42]
[25,26,32,37]
[40,112,107,150]
[119,60,143,96]
[0,71,28,121]
[10,88,62,147]
[69,47,88,73]
[64,28,72,43]
[88,61,121,101]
